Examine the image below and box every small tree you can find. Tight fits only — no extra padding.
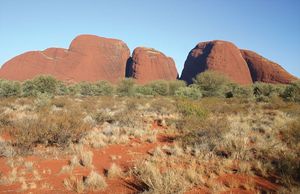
[193,71,231,97]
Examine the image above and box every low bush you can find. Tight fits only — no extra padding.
[56,81,69,95]
[0,80,21,97]
[135,85,154,96]
[32,75,58,95]
[10,107,90,152]
[148,80,169,96]
[21,75,59,96]
[193,71,231,97]
[116,78,136,96]
[253,82,285,102]
[176,100,207,118]
[175,85,202,100]
[168,80,186,95]
[175,100,209,132]
[78,82,95,96]
[282,80,300,102]
[226,83,253,99]
[93,81,114,96]
[67,84,81,96]
[22,80,37,97]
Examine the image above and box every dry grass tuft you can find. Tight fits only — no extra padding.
[63,176,85,193]
[131,161,191,194]
[106,163,123,178]
[85,170,107,190]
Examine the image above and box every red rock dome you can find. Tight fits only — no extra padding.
[241,50,297,84]
[180,40,253,85]
[0,34,130,83]
[126,47,178,84]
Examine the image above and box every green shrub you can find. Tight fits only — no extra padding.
[176,100,207,118]
[135,85,154,96]
[168,80,186,95]
[67,84,81,96]
[193,71,231,97]
[148,80,169,96]
[93,81,114,96]
[0,80,21,97]
[282,80,300,102]
[78,82,95,96]
[175,85,202,100]
[116,78,136,96]
[32,75,58,94]
[56,81,69,95]
[226,83,253,98]
[253,82,285,102]
[21,75,59,96]
[22,80,37,97]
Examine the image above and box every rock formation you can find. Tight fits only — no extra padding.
[0,35,297,85]
[0,34,130,83]
[180,40,253,85]
[126,47,178,84]
[241,50,297,84]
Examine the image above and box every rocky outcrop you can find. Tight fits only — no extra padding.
[1,35,297,85]
[0,34,130,83]
[241,50,297,84]
[126,47,178,84]
[180,40,253,85]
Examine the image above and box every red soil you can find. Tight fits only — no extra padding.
[0,127,281,194]
[0,130,172,194]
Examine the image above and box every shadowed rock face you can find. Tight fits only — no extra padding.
[241,50,297,84]
[0,34,130,83]
[180,40,253,85]
[126,47,178,84]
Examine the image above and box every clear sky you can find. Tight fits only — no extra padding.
[0,0,299,77]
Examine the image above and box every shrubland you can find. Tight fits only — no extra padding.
[0,72,299,193]
[0,72,298,102]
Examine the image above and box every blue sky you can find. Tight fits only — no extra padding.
[0,0,299,77]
